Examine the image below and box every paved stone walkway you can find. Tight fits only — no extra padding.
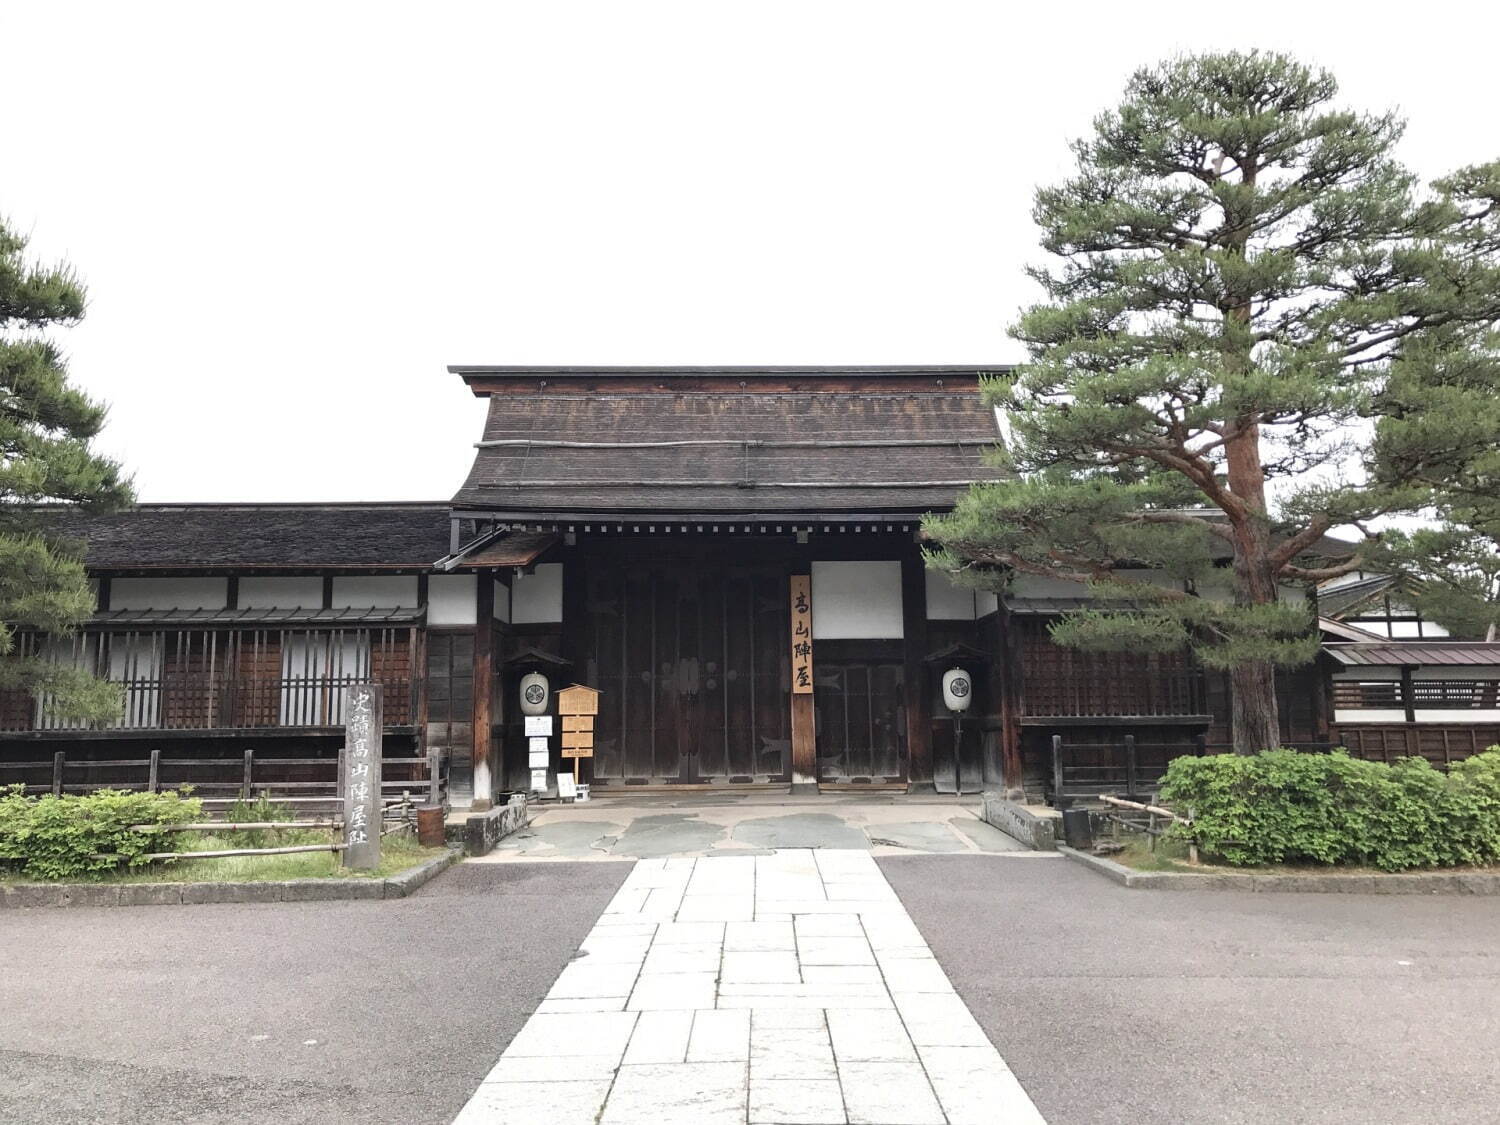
[472,795,1033,862]
[452,849,1045,1124]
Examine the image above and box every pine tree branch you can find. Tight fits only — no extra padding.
[1281,558,1365,582]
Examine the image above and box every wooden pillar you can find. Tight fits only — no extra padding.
[472,573,495,810]
[1400,665,1419,757]
[993,604,1025,795]
[790,572,816,786]
[901,553,931,785]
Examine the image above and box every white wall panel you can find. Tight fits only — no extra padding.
[331,576,418,608]
[239,577,323,609]
[512,564,563,624]
[811,561,903,639]
[494,579,511,623]
[428,574,478,625]
[925,570,979,620]
[110,577,228,610]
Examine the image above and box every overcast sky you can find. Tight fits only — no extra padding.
[4,1,1496,503]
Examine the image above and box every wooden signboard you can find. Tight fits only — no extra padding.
[558,684,601,776]
[557,684,600,716]
[789,575,813,694]
[341,683,382,871]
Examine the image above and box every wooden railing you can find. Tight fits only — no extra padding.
[0,746,447,805]
[1047,734,1334,805]
[0,627,420,733]
[1333,680,1500,710]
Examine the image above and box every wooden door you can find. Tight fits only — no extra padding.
[815,658,906,783]
[583,561,790,784]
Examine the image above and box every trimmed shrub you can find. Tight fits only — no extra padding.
[1159,747,1500,871]
[0,786,201,881]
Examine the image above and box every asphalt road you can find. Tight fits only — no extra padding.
[0,862,628,1125]
[879,855,1500,1125]
[4,855,1498,1125]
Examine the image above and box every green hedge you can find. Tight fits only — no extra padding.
[0,786,202,881]
[1158,748,1500,871]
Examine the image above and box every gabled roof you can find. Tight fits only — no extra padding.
[38,503,453,571]
[451,367,1006,518]
[1318,573,1399,619]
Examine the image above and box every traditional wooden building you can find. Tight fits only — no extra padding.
[1,365,1496,808]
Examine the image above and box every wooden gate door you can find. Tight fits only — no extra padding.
[583,561,790,785]
[814,655,906,784]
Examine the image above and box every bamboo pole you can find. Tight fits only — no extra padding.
[129,821,340,832]
[140,844,347,860]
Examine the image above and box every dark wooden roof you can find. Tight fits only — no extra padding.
[1325,642,1500,668]
[40,503,453,571]
[452,368,1006,518]
[441,530,559,570]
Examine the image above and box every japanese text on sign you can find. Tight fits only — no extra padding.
[790,575,813,695]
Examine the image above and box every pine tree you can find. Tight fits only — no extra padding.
[0,216,132,720]
[1370,304,1500,639]
[924,52,1500,754]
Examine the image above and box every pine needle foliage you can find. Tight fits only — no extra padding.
[0,217,132,721]
[925,51,1500,752]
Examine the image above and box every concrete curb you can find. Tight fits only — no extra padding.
[463,793,533,856]
[0,848,462,909]
[981,793,1060,850]
[1058,845,1500,894]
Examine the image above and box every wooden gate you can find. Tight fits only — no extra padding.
[814,655,906,784]
[581,562,791,785]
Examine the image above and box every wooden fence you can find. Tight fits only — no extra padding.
[0,746,447,809]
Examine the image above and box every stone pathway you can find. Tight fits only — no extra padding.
[473,796,1036,862]
[452,849,1046,1124]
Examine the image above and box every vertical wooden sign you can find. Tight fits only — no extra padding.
[789,575,813,694]
[342,683,382,870]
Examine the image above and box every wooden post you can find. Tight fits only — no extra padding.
[1124,734,1138,800]
[148,748,161,793]
[52,750,65,797]
[472,576,495,810]
[789,574,816,785]
[427,747,442,805]
[341,683,382,870]
[242,748,254,799]
[901,554,931,785]
[993,604,1025,795]
[1050,734,1064,807]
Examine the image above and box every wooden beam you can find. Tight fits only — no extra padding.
[901,553,931,784]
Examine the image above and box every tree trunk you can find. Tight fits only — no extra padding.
[1229,659,1280,755]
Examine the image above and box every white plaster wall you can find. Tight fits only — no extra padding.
[925,570,977,620]
[429,574,478,626]
[811,561,903,639]
[493,579,511,623]
[1337,709,1500,724]
[1334,667,1500,683]
[513,563,563,624]
[239,577,324,609]
[332,576,419,608]
[110,577,228,611]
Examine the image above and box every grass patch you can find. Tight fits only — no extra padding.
[1108,835,1202,872]
[0,831,448,885]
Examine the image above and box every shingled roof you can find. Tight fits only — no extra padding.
[39,503,453,571]
[450,367,1007,518]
